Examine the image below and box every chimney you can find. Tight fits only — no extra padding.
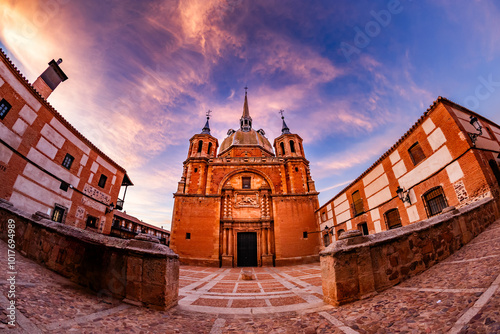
[33,59,68,99]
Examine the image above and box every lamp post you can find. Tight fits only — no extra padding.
[468,115,482,146]
[396,186,411,205]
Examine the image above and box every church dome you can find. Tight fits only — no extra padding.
[219,128,273,154]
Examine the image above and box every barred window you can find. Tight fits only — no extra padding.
[62,153,74,169]
[409,142,426,165]
[86,215,98,228]
[52,205,66,223]
[423,187,448,217]
[385,208,402,229]
[0,99,11,120]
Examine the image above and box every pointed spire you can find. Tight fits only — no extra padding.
[240,87,252,132]
[280,109,290,134]
[201,110,212,134]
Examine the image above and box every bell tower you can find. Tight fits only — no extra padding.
[274,110,316,193]
[177,111,218,194]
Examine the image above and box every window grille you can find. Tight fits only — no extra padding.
[409,142,426,165]
[423,187,448,217]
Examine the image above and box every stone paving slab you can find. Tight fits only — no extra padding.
[0,220,499,333]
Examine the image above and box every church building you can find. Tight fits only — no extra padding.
[170,91,320,267]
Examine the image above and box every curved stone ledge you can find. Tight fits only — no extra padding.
[0,201,179,310]
[320,197,499,306]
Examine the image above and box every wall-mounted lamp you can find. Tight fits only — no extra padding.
[105,202,115,214]
[396,186,411,205]
[468,115,482,146]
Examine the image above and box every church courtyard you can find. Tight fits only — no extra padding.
[1,220,499,333]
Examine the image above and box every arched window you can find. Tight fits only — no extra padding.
[384,208,402,229]
[423,186,448,217]
[197,140,203,153]
[290,140,296,153]
[280,142,285,155]
[207,142,212,155]
[337,229,345,238]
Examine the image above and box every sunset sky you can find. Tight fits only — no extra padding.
[2,0,500,229]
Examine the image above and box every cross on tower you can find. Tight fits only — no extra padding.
[206,109,212,119]
[244,86,248,95]
[279,109,285,119]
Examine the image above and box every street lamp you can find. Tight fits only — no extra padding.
[396,186,411,205]
[468,115,482,146]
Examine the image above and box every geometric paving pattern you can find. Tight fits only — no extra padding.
[0,219,499,333]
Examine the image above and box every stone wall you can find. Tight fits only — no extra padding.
[0,200,179,310]
[320,197,499,306]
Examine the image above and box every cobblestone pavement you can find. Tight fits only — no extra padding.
[0,219,499,333]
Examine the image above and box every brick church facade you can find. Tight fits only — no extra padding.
[170,92,320,267]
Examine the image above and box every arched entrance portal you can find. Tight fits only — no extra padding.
[220,171,275,267]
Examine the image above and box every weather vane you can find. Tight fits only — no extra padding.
[206,109,212,119]
[279,109,285,119]
[244,86,248,94]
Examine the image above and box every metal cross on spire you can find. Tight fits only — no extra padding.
[279,109,285,119]
[279,109,290,134]
[206,109,212,119]
[244,86,248,95]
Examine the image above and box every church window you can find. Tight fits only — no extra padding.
[303,231,308,238]
[98,174,107,188]
[409,142,426,165]
[194,168,198,173]
[197,140,203,153]
[186,232,191,239]
[295,167,299,172]
[299,142,303,155]
[242,176,251,189]
[280,142,285,155]
[351,190,364,216]
[0,99,11,120]
[62,153,74,169]
[423,186,448,217]
[290,140,296,153]
[384,208,402,229]
[207,142,212,155]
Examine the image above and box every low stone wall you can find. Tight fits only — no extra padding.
[0,200,179,310]
[320,197,499,306]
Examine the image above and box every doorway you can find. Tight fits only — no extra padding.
[237,232,258,267]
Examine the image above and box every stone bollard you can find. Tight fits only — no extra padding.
[240,270,254,280]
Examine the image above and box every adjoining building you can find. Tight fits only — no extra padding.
[112,211,170,245]
[317,97,500,248]
[170,91,320,267]
[0,49,133,234]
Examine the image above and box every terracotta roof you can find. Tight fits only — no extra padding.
[318,96,495,211]
[0,48,129,176]
[113,210,170,233]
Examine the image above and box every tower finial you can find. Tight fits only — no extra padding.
[240,89,252,131]
[201,109,212,134]
[280,109,290,134]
